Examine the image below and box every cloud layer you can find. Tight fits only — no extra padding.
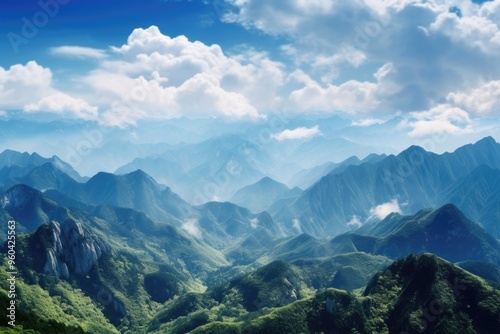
[0,0,499,136]
[272,125,321,141]
[368,199,402,220]
[51,46,108,59]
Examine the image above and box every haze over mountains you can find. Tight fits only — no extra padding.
[3,0,500,330]
[1,129,500,333]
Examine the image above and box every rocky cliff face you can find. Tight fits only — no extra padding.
[43,219,109,279]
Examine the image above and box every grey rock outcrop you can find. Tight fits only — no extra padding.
[43,219,109,279]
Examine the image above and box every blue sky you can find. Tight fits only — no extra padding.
[1,0,500,140]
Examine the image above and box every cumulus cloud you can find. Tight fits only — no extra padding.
[223,0,397,39]
[399,104,472,137]
[24,92,99,120]
[287,63,399,114]
[368,199,402,220]
[4,0,500,127]
[51,46,108,59]
[288,79,379,113]
[447,80,500,115]
[223,0,500,119]
[79,26,283,125]
[429,7,500,54]
[0,61,101,121]
[181,219,202,238]
[272,125,321,141]
[0,61,53,109]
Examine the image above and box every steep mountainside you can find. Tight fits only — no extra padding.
[439,164,500,237]
[0,184,72,235]
[331,204,500,264]
[0,149,85,184]
[148,254,500,334]
[0,199,229,332]
[279,136,500,237]
[194,201,285,249]
[288,153,387,189]
[50,169,195,225]
[1,138,500,333]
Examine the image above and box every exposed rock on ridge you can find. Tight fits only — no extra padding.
[43,219,109,279]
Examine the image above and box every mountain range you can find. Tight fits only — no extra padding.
[277,136,500,238]
[1,136,500,333]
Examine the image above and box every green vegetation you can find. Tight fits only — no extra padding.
[293,252,392,291]
[144,270,181,303]
[150,254,500,334]
[1,184,500,333]
[0,258,116,333]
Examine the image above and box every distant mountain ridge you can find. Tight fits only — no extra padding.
[277,136,500,237]
[2,137,500,241]
[115,134,269,202]
[331,204,500,264]
[288,153,387,189]
[0,149,86,188]
[31,169,195,225]
[230,176,302,213]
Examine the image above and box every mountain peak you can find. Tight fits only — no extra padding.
[397,144,428,157]
[126,169,154,181]
[430,203,469,225]
[474,136,498,147]
[256,176,286,187]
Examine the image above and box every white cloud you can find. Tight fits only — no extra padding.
[288,79,379,113]
[347,215,363,228]
[250,218,259,229]
[223,0,500,120]
[80,26,283,125]
[429,7,500,54]
[0,61,53,109]
[351,118,385,127]
[24,92,99,120]
[181,219,202,238]
[272,125,321,141]
[399,104,472,137]
[223,0,399,38]
[287,63,399,114]
[5,0,500,127]
[0,61,98,121]
[51,46,108,59]
[447,80,500,115]
[368,199,402,220]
